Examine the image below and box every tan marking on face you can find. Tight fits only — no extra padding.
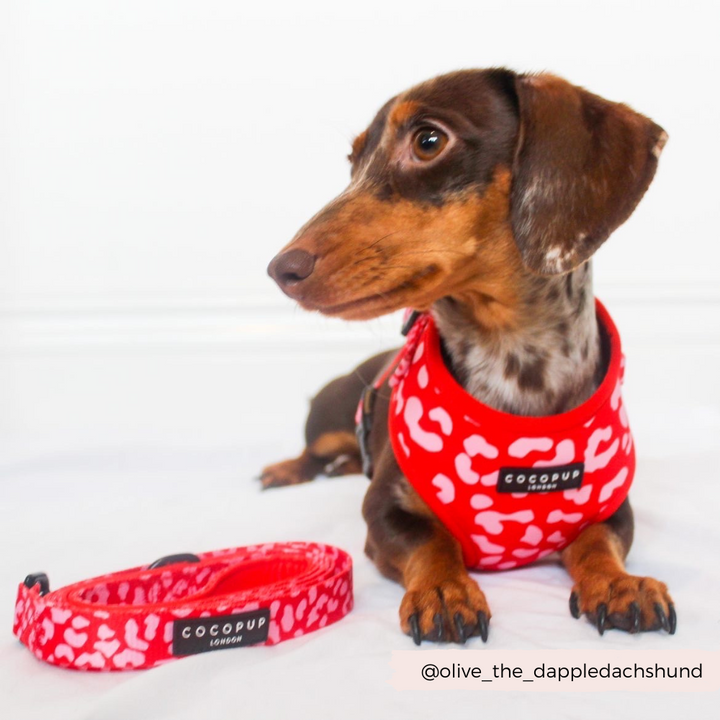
[389,100,420,129]
[275,166,527,328]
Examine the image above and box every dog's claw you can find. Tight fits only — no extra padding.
[668,604,677,635]
[569,591,580,619]
[476,611,489,643]
[629,602,641,634]
[654,603,669,632]
[409,613,421,645]
[434,613,444,643]
[596,603,607,636]
[453,613,466,645]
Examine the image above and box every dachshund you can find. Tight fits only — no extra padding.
[262,68,675,644]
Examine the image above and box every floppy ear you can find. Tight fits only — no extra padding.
[509,73,668,275]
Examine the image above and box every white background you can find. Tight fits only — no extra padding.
[1,1,719,718]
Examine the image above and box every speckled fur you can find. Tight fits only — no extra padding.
[433,261,600,416]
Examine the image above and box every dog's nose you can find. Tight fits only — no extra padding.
[267,248,316,287]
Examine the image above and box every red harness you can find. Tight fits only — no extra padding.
[14,542,352,671]
[361,301,635,570]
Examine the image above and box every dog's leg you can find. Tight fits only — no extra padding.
[562,499,676,634]
[363,450,491,644]
[260,350,395,489]
[260,431,361,489]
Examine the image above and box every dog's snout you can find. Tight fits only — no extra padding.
[267,248,316,288]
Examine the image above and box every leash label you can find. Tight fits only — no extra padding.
[497,463,584,493]
[172,608,270,656]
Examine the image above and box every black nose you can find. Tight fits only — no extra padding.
[267,248,316,287]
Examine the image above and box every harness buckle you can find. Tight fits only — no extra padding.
[356,386,376,478]
[401,310,421,337]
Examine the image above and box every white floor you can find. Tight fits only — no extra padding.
[2,305,720,719]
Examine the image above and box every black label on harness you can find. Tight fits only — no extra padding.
[172,608,270,656]
[497,463,584,493]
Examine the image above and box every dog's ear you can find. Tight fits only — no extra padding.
[509,73,667,275]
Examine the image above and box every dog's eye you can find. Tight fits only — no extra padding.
[412,127,448,161]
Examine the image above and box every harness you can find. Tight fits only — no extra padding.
[357,301,635,570]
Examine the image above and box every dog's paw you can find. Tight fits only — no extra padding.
[569,573,676,635]
[259,458,310,489]
[399,575,491,645]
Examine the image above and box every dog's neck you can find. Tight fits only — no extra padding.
[432,261,603,417]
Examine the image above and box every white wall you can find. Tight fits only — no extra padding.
[2,0,719,460]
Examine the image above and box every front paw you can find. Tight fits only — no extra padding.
[569,573,676,635]
[259,457,311,489]
[400,576,491,645]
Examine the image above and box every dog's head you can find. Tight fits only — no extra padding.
[267,69,666,321]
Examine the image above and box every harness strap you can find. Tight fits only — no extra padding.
[355,310,425,478]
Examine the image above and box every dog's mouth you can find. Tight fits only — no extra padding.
[305,264,440,319]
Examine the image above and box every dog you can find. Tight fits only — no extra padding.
[261,68,675,644]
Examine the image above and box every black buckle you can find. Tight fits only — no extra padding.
[24,572,50,596]
[401,310,421,337]
[148,553,201,570]
[356,386,376,478]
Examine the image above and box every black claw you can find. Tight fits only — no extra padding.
[477,611,489,643]
[668,604,677,635]
[453,613,466,645]
[654,603,670,632]
[409,613,421,645]
[629,602,641,633]
[596,603,607,636]
[569,591,580,619]
[434,613,444,643]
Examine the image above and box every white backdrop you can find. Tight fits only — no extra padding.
[1,2,719,718]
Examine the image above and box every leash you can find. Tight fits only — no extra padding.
[14,542,353,671]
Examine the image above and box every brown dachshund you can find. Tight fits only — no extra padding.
[262,68,675,644]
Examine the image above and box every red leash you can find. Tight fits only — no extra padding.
[14,542,353,671]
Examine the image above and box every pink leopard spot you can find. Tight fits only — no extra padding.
[55,644,75,662]
[113,649,146,669]
[464,434,499,459]
[470,493,493,510]
[281,604,294,632]
[428,406,453,435]
[563,484,592,505]
[547,509,583,524]
[508,437,553,458]
[432,474,455,504]
[480,470,499,487]
[512,548,539,559]
[417,364,429,388]
[599,467,629,503]
[474,510,534,535]
[585,427,620,472]
[455,453,479,484]
[471,534,505,554]
[63,628,88,649]
[404,396,443,452]
[533,439,575,467]
[94,639,120,658]
[51,608,72,625]
[520,525,543,546]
